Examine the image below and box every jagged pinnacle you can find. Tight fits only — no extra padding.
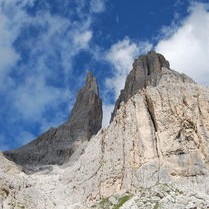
[3,71,103,170]
[86,71,99,95]
[110,51,170,122]
[68,71,102,140]
[110,51,194,123]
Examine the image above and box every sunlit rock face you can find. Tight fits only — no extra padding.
[1,52,209,209]
[110,51,191,122]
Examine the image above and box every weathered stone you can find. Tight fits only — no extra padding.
[68,71,103,141]
[3,72,102,172]
[1,52,209,209]
[119,184,209,209]
[110,51,193,122]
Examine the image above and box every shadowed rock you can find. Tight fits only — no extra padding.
[68,71,102,141]
[3,72,102,173]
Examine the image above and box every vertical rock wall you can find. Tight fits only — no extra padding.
[3,72,102,171]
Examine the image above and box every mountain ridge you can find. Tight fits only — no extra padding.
[110,51,193,122]
[3,71,102,173]
[1,51,209,209]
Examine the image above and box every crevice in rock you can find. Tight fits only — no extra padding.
[144,92,161,183]
[98,130,106,198]
[131,99,139,167]
[193,129,209,164]
[119,113,126,191]
[144,93,158,132]
[81,164,103,185]
[180,102,209,165]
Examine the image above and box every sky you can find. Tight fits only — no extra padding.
[0,0,209,151]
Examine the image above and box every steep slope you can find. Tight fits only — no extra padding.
[58,67,209,206]
[3,72,102,173]
[1,52,209,209]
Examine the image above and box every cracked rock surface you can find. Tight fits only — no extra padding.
[1,52,209,208]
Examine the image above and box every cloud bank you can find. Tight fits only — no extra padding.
[102,2,209,127]
[156,3,209,86]
[105,38,152,99]
[0,0,106,149]
[0,1,209,149]
[102,38,152,127]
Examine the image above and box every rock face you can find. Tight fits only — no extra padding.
[58,68,209,205]
[68,71,103,141]
[110,51,191,122]
[121,184,209,209]
[1,52,209,209]
[3,72,102,172]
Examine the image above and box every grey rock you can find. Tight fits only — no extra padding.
[1,52,209,209]
[119,184,209,209]
[3,72,102,173]
[68,71,102,141]
[110,51,193,122]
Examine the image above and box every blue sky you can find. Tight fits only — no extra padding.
[0,0,209,150]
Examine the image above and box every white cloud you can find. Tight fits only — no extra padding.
[13,76,65,121]
[156,3,209,86]
[0,0,107,146]
[90,0,105,13]
[17,130,36,146]
[102,38,152,127]
[0,12,20,87]
[0,130,36,151]
[73,30,93,49]
[102,2,209,127]
[0,0,34,89]
[102,104,114,128]
[106,37,152,98]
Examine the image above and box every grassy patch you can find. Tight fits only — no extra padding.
[99,197,112,209]
[153,202,159,209]
[112,195,131,209]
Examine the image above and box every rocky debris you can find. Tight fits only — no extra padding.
[3,69,208,208]
[119,184,209,209]
[110,51,194,122]
[3,72,102,172]
[57,67,209,206]
[92,183,209,209]
[1,52,209,208]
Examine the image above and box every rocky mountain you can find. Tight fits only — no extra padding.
[3,71,102,173]
[110,51,171,122]
[1,51,209,209]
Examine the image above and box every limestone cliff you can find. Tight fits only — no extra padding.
[1,52,209,209]
[3,72,102,173]
[111,51,193,122]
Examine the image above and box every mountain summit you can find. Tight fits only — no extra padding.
[68,71,102,141]
[1,52,209,209]
[3,72,102,172]
[111,51,193,122]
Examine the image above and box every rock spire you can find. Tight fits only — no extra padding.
[1,52,209,209]
[3,72,102,172]
[68,71,102,141]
